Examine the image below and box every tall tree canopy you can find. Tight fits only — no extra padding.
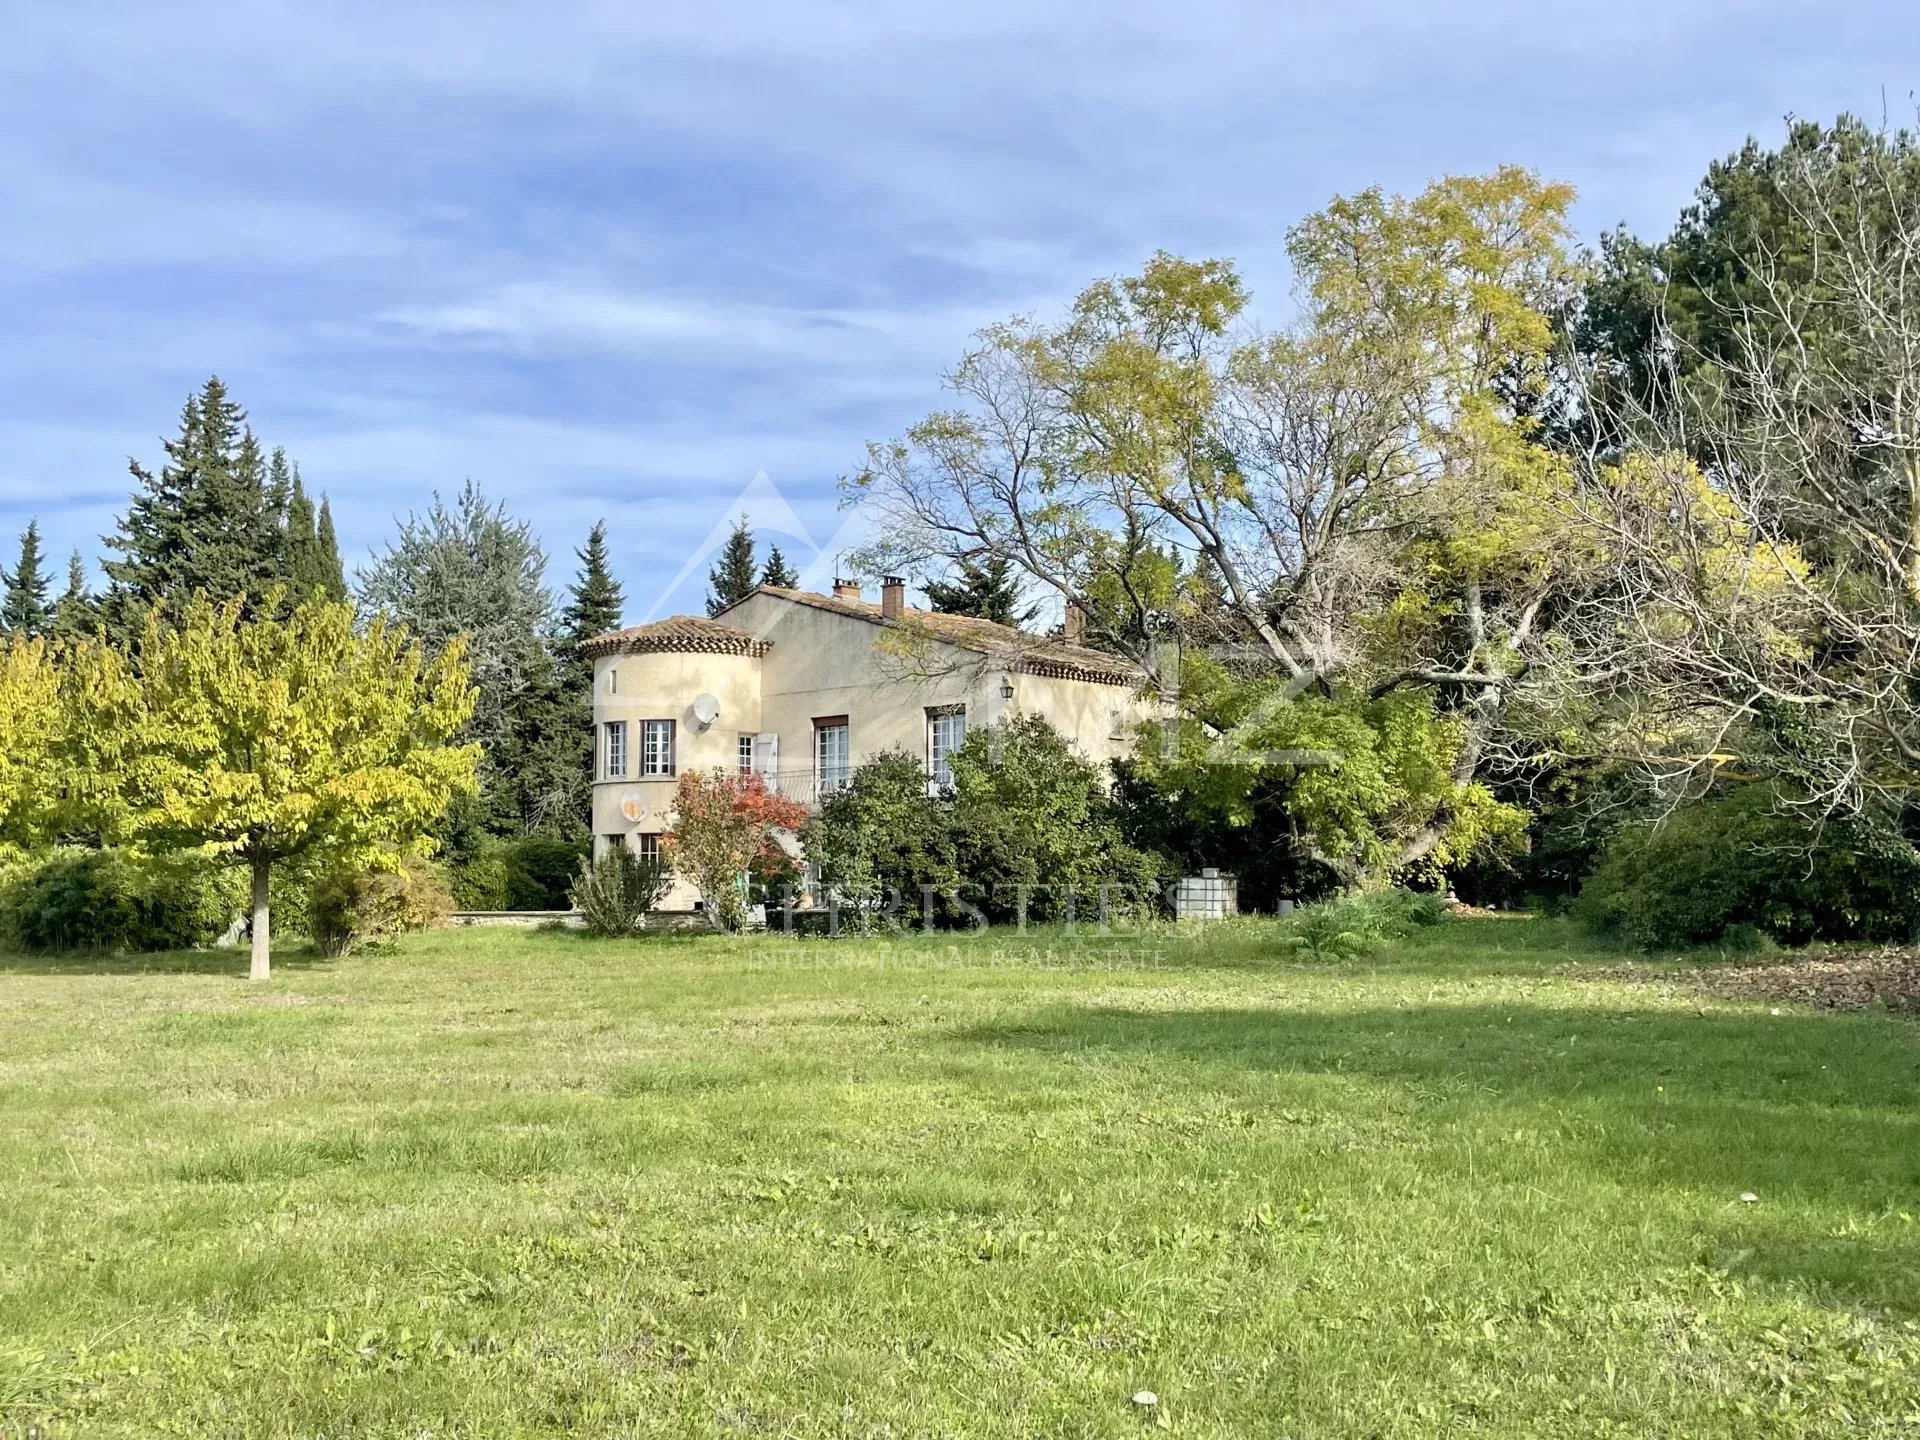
[356,480,574,833]
[850,169,1582,880]
[282,458,348,602]
[63,593,477,978]
[1563,115,1920,836]
[922,555,1036,628]
[102,377,287,633]
[760,544,799,589]
[554,520,626,828]
[2,521,52,637]
[707,516,760,614]
[557,520,624,688]
[50,551,94,644]
[1575,115,1920,441]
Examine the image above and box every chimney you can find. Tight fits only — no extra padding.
[881,576,906,620]
[832,577,862,601]
[1063,599,1087,644]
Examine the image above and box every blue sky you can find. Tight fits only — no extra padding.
[3,2,1915,620]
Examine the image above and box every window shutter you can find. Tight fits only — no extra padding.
[756,732,779,774]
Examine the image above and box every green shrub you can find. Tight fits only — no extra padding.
[1576,787,1920,950]
[1352,887,1449,935]
[502,837,588,911]
[802,751,960,931]
[307,854,453,957]
[448,841,511,911]
[0,848,244,953]
[571,847,673,937]
[950,717,1168,925]
[798,726,1169,931]
[1275,886,1448,962]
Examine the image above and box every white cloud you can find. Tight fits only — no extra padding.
[366,279,1046,374]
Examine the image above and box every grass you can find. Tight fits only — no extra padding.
[1,916,1917,1437]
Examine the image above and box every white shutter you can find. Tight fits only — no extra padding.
[755,732,779,775]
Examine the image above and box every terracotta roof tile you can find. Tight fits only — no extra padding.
[581,615,773,659]
[726,585,1143,687]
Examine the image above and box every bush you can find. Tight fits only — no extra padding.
[307,854,453,957]
[448,840,511,911]
[802,751,960,931]
[503,837,589,911]
[1576,787,1920,950]
[949,716,1168,925]
[1275,886,1448,962]
[799,726,1169,931]
[0,848,245,954]
[571,847,673,937]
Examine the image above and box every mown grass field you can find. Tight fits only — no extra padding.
[2,917,1917,1438]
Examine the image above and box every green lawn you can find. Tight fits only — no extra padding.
[2,919,1917,1438]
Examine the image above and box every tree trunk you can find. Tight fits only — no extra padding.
[249,852,272,981]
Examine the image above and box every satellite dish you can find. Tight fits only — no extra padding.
[619,792,648,823]
[690,692,721,729]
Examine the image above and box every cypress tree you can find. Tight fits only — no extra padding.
[283,468,333,602]
[706,515,760,615]
[1,521,52,637]
[51,550,96,643]
[314,497,346,599]
[923,555,1036,628]
[760,544,799,589]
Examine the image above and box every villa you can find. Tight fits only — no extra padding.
[581,578,1153,893]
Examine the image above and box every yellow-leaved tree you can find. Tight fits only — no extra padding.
[69,592,479,979]
[0,634,61,851]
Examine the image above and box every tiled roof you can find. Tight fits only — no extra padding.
[581,615,773,659]
[726,585,1144,688]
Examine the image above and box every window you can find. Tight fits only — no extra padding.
[737,733,757,775]
[603,720,627,779]
[633,833,661,864]
[641,719,676,776]
[815,717,850,794]
[606,666,618,695]
[927,706,966,788]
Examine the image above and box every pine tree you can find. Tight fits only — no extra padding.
[265,444,294,528]
[179,420,283,602]
[51,551,95,643]
[102,387,203,629]
[555,520,627,828]
[101,377,291,634]
[760,544,799,589]
[559,520,624,683]
[923,556,1036,628]
[706,516,760,615]
[1,521,52,637]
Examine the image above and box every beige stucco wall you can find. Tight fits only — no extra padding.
[588,597,1158,907]
[1005,668,1157,771]
[722,592,1014,772]
[590,650,761,849]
